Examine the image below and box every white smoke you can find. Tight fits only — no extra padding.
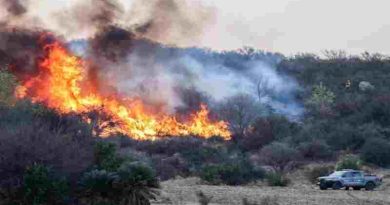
[78,41,303,118]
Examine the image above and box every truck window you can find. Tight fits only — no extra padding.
[342,172,353,178]
[352,172,363,178]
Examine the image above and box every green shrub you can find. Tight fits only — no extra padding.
[200,165,223,184]
[116,162,159,188]
[361,138,390,167]
[3,164,69,205]
[200,161,264,185]
[336,154,362,170]
[305,165,334,183]
[79,162,158,205]
[113,162,159,205]
[94,141,126,171]
[266,172,290,187]
[78,169,118,202]
[0,69,17,106]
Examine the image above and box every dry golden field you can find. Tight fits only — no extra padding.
[153,169,390,205]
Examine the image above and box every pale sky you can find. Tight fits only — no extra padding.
[20,0,390,54]
[200,0,390,55]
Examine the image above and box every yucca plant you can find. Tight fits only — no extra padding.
[1,164,69,205]
[78,169,119,204]
[113,162,159,205]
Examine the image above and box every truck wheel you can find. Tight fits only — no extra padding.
[353,187,361,190]
[319,182,327,190]
[332,182,342,190]
[365,182,375,191]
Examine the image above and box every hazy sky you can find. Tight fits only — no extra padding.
[200,0,390,55]
[17,0,390,54]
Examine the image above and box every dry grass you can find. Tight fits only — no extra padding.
[152,169,390,205]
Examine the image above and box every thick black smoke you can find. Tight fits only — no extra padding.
[0,28,56,79]
[90,26,135,62]
[129,0,214,45]
[2,0,28,17]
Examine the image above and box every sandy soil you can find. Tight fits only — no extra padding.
[152,169,390,205]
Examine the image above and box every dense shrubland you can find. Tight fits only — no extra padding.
[1,49,390,203]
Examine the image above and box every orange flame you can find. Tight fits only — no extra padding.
[15,42,231,140]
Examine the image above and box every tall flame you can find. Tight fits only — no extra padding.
[15,42,231,140]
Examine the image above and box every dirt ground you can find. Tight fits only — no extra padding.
[152,169,390,205]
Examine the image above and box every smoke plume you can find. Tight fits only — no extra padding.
[0,0,303,122]
[3,0,28,17]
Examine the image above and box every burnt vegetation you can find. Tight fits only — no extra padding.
[1,45,390,204]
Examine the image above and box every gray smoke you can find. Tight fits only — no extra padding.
[70,39,303,118]
[0,0,303,119]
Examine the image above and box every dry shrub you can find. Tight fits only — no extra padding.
[152,154,190,180]
[196,191,213,205]
[256,142,301,172]
[305,165,335,183]
[266,172,290,187]
[0,103,95,186]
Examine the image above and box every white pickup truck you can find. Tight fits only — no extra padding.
[318,169,382,190]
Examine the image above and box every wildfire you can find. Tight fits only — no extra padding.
[15,42,231,140]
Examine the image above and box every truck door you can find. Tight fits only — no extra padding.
[352,172,365,187]
[342,172,354,186]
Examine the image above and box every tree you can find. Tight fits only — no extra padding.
[218,94,263,136]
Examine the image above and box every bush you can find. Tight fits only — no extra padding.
[200,160,264,185]
[361,138,390,167]
[116,162,159,188]
[305,165,335,183]
[0,103,95,185]
[196,191,213,205]
[94,141,126,172]
[336,154,362,170]
[2,164,69,205]
[0,69,17,106]
[257,142,301,172]
[298,140,333,160]
[79,162,158,205]
[266,172,290,187]
[132,137,204,156]
[152,154,190,180]
[78,169,120,204]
